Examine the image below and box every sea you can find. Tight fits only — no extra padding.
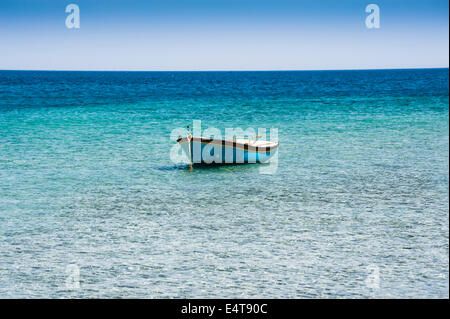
[0,69,448,298]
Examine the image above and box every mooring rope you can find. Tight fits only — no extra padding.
[187,125,193,169]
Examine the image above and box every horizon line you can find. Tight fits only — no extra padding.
[0,67,448,72]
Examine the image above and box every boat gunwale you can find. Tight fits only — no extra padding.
[177,137,278,153]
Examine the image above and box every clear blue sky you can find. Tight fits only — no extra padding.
[0,0,448,70]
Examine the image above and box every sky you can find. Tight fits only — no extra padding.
[0,0,448,71]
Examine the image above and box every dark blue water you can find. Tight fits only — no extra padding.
[0,69,448,298]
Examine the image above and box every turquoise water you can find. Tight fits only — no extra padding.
[0,69,448,298]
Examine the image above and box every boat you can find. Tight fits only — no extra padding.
[177,127,278,165]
